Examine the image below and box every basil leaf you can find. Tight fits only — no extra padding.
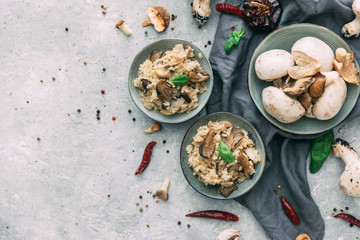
[232,29,245,46]
[218,140,235,163]
[310,130,334,173]
[170,74,189,86]
[224,38,235,54]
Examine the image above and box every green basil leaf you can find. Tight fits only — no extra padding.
[224,38,235,54]
[310,130,334,173]
[218,140,235,163]
[232,29,245,46]
[170,74,189,86]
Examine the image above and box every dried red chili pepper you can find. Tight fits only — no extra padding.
[280,196,300,226]
[185,210,239,221]
[334,213,360,228]
[134,141,157,175]
[215,4,244,18]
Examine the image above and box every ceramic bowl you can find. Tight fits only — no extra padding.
[128,39,213,124]
[180,112,266,200]
[248,23,360,135]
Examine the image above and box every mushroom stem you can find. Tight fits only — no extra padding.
[342,0,360,38]
[115,20,132,35]
[156,176,170,200]
[192,0,211,25]
[144,122,162,134]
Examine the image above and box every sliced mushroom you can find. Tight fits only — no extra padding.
[167,57,185,67]
[237,152,255,179]
[221,127,244,150]
[141,79,150,94]
[288,51,322,79]
[150,50,163,62]
[218,184,238,198]
[142,6,170,32]
[281,75,293,89]
[199,128,216,159]
[192,0,211,25]
[333,48,360,85]
[309,72,326,98]
[156,80,173,103]
[298,92,312,111]
[189,70,210,83]
[180,93,192,103]
[216,163,226,177]
[155,66,171,78]
[283,77,314,97]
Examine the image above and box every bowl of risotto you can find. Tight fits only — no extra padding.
[180,112,266,199]
[128,39,213,123]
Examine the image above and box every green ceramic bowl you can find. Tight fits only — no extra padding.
[180,112,266,200]
[248,23,360,135]
[128,39,213,124]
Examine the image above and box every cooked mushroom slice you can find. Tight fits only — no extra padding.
[216,163,226,177]
[192,0,211,25]
[283,77,314,97]
[156,80,173,103]
[219,121,233,128]
[142,6,170,32]
[333,48,360,85]
[189,70,210,83]
[288,51,322,79]
[160,98,186,115]
[199,128,216,159]
[180,93,192,103]
[309,73,326,98]
[167,57,185,67]
[141,79,150,93]
[237,152,255,179]
[221,127,244,150]
[298,92,312,111]
[150,50,163,62]
[218,184,238,198]
[155,66,171,78]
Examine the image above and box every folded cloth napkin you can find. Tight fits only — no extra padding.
[207,0,359,239]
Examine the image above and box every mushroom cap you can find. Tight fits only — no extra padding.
[156,80,173,103]
[199,128,216,159]
[255,49,294,80]
[217,229,241,240]
[262,86,305,123]
[156,189,168,200]
[288,51,321,79]
[291,37,335,72]
[147,6,170,32]
[312,73,347,120]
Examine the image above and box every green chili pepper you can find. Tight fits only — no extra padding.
[218,140,235,163]
[310,130,334,173]
[170,75,189,86]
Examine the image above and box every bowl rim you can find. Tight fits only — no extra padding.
[247,23,360,135]
[180,111,266,200]
[128,38,214,124]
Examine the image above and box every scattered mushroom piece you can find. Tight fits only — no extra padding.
[199,128,216,159]
[142,6,170,32]
[218,184,238,198]
[155,66,171,78]
[156,176,171,200]
[295,233,311,240]
[341,0,360,38]
[333,138,360,197]
[283,77,314,97]
[288,51,321,79]
[144,122,162,134]
[309,73,326,98]
[333,48,360,85]
[221,127,244,150]
[237,152,255,179]
[189,70,210,83]
[150,50,163,62]
[115,20,132,35]
[262,86,305,123]
[255,49,294,81]
[291,37,335,72]
[156,80,173,103]
[192,0,211,25]
[217,229,241,240]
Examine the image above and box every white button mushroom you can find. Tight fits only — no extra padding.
[255,49,294,81]
[291,37,335,72]
[333,139,360,197]
[262,86,305,123]
[312,71,347,120]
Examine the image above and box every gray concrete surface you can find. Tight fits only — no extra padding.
[0,0,359,239]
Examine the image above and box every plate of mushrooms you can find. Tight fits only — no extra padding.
[248,23,360,135]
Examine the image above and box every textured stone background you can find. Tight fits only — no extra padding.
[0,0,359,239]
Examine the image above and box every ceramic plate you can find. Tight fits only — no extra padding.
[248,23,360,135]
[180,112,266,200]
[128,39,213,124]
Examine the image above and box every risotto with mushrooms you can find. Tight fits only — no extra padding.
[134,44,210,115]
[186,121,261,197]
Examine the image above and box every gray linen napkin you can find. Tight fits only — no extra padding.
[207,0,359,239]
